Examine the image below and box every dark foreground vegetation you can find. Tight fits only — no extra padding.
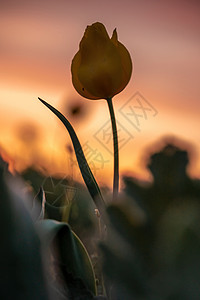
[1,141,200,299]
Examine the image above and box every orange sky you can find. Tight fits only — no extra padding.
[1,0,200,187]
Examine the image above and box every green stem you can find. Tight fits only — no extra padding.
[106,97,119,200]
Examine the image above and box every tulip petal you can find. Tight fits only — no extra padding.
[115,41,133,94]
[111,28,118,46]
[71,51,100,100]
[79,22,110,61]
[111,30,132,94]
[71,22,132,99]
[77,23,123,99]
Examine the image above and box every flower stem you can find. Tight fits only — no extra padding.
[106,97,119,200]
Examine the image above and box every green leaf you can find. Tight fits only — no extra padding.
[37,219,97,296]
[31,187,46,222]
[38,97,105,215]
[0,158,50,300]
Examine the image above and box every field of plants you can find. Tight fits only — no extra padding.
[1,22,200,300]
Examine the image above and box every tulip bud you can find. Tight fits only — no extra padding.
[71,22,132,100]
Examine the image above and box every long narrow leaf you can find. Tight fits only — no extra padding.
[38,97,105,215]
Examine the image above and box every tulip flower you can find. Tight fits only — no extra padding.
[71,22,133,201]
[71,22,132,100]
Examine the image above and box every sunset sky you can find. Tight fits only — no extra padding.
[1,0,200,187]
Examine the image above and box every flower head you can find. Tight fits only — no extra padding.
[71,22,132,100]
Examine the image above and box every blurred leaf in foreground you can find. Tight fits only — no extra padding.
[0,157,50,300]
[31,187,46,222]
[37,219,97,298]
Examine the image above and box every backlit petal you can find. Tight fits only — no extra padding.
[78,24,123,98]
[115,41,133,94]
[71,22,132,100]
[71,51,100,100]
[111,29,132,95]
